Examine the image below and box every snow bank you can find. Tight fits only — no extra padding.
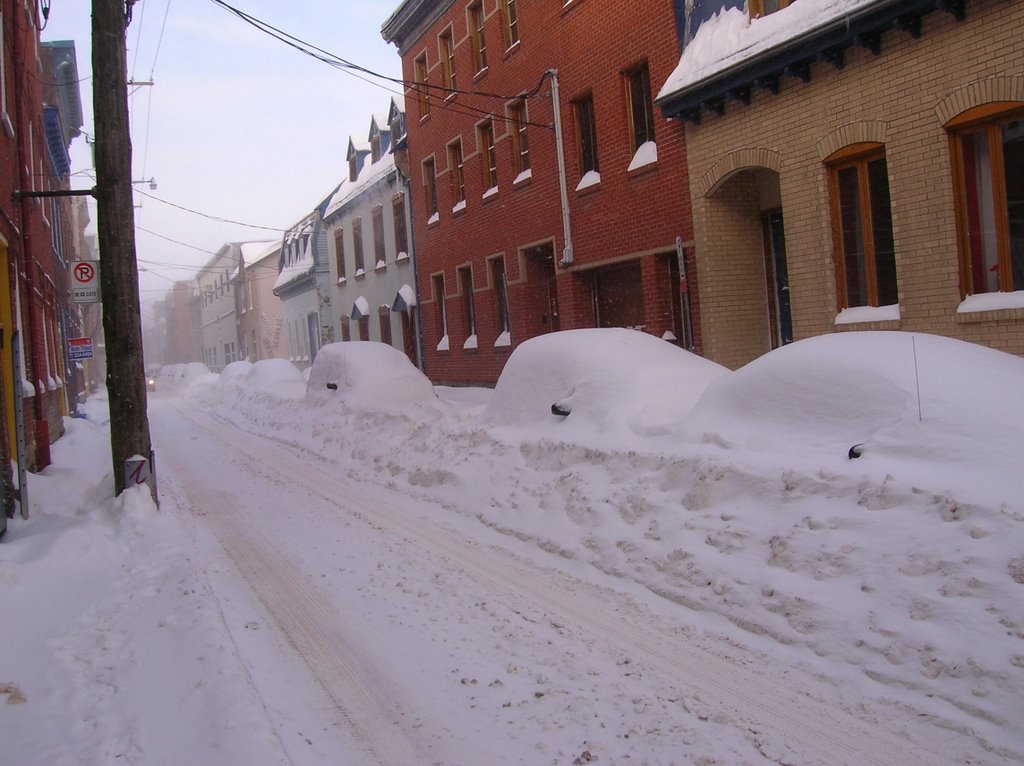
[484,328,728,437]
[305,341,438,410]
[158,362,216,391]
[679,332,1024,507]
[242,359,306,399]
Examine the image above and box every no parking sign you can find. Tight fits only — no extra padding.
[72,260,101,303]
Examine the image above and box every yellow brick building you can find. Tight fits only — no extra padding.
[657,0,1024,369]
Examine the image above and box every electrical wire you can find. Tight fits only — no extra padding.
[205,0,552,129]
[133,188,288,231]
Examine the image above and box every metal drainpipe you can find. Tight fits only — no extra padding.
[547,70,574,267]
[401,169,427,372]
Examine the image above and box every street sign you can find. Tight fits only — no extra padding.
[72,260,101,303]
[68,337,93,360]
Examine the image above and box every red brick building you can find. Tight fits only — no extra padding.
[383,0,698,385]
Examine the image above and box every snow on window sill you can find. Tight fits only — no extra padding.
[1,111,13,139]
[834,304,900,325]
[337,276,347,284]
[513,168,532,186]
[375,260,387,271]
[627,141,658,171]
[427,212,440,226]
[661,330,677,341]
[482,186,499,200]
[452,200,467,213]
[437,334,450,352]
[957,291,1024,313]
[494,330,511,347]
[575,170,601,192]
[463,333,478,350]
[22,379,34,397]
[354,268,366,280]
[396,251,409,262]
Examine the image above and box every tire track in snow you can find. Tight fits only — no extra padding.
[169,401,956,766]
[159,429,423,766]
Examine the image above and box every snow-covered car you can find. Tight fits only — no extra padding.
[483,328,728,436]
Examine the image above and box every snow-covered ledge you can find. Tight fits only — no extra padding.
[463,334,478,350]
[628,141,658,171]
[957,291,1024,313]
[513,169,532,186]
[436,334,450,352]
[494,330,511,347]
[834,304,900,325]
[575,170,600,192]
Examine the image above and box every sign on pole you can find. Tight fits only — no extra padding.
[72,260,101,303]
[68,337,93,360]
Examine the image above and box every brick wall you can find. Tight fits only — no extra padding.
[682,0,1024,369]
[393,0,694,385]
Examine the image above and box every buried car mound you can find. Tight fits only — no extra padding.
[483,328,728,436]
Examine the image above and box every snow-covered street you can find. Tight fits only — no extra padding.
[2,331,1022,765]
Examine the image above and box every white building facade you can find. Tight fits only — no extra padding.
[324,99,419,366]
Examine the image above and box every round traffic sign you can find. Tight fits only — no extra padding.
[74,262,96,283]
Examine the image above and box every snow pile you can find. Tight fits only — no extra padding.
[157,362,216,391]
[3,329,1023,764]
[680,332,1024,508]
[485,328,728,438]
[305,341,439,410]
[217,360,254,390]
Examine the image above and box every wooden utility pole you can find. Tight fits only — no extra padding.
[92,0,155,498]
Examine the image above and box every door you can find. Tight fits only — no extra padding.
[762,210,793,348]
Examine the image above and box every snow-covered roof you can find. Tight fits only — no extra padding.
[273,237,314,292]
[657,0,939,119]
[239,240,275,264]
[323,150,397,220]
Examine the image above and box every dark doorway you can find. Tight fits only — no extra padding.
[594,260,644,329]
[762,210,792,348]
[522,242,560,334]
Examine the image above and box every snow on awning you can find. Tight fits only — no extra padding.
[351,295,370,320]
[391,283,417,312]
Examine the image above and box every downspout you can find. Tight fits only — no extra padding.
[547,70,574,267]
[675,236,695,351]
[401,168,426,372]
[11,7,50,470]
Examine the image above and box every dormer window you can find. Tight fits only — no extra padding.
[749,0,793,19]
[371,129,382,163]
[348,154,358,182]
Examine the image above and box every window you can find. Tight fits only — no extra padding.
[348,152,359,182]
[448,139,466,206]
[414,52,430,118]
[393,194,409,257]
[490,256,510,334]
[827,144,897,309]
[352,217,365,274]
[479,119,498,191]
[499,0,519,49]
[439,29,456,93]
[373,206,386,267]
[371,129,382,163]
[340,317,351,342]
[358,315,370,341]
[334,227,346,280]
[509,100,530,175]
[749,0,793,19]
[574,94,600,175]
[379,306,393,346]
[424,157,439,217]
[459,266,476,339]
[469,1,487,73]
[950,105,1024,295]
[625,63,655,152]
[433,273,449,341]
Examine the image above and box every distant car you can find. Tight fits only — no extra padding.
[146,376,157,391]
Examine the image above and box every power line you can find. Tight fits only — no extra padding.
[133,188,287,231]
[205,0,552,128]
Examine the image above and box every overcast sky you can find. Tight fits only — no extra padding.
[42,0,404,309]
